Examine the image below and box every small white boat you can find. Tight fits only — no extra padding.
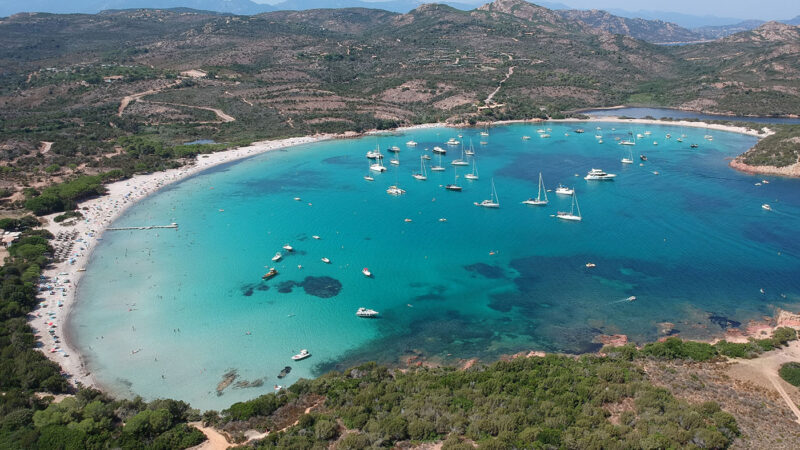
[446,138,460,146]
[370,163,387,172]
[312,235,321,240]
[272,252,282,262]
[293,197,301,201]
[584,168,616,181]
[555,185,574,195]
[366,145,383,159]
[386,185,406,196]
[464,140,476,156]
[464,158,479,180]
[539,134,550,139]
[536,129,546,133]
[644,131,651,136]
[422,154,431,160]
[653,141,658,146]
[522,135,531,140]
[438,218,447,222]
[621,148,634,165]
[476,178,500,208]
[762,204,772,211]
[389,146,401,153]
[432,146,447,154]
[619,140,636,146]
[282,244,293,252]
[321,257,330,263]
[451,144,469,166]
[431,153,446,172]
[292,349,311,361]
[406,140,417,146]
[522,172,548,206]
[362,268,372,277]
[585,263,596,268]
[413,156,428,180]
[626,296,637,302]
[364,175,374,181]
[636,133,644,139]
[356,307,379,318]
[557,191,582,222]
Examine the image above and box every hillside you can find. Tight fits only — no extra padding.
[558,9,703,44]
[1,0,800,207]
[671,22,800,115]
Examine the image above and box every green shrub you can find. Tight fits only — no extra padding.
[779,362,800,387]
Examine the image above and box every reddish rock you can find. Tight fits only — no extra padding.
[593,334,628,347]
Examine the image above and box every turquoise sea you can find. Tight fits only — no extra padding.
[71,123,800,410]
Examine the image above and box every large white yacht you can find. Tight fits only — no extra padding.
[584,168,616,181]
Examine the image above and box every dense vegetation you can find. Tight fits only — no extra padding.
[779,362,800,387]
[602,330,798,362]
[218,358,739,448]
[739,125,800,167]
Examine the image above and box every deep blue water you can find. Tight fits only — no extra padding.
[71,122,800,410]
[582,107,800,125]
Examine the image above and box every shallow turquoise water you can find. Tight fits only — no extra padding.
[71,123,800,410]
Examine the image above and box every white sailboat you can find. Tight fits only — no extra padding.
[464,158,479,180]
[366,144,383,159]
[522,172,548,206]
[621,148,634,164]
[480,126,489,137]
[431,152,446,171]
[413,155,428,180]
[364,161,374,181]
[390,151,400,166]
[557,191,582,221]
[451,144,469,166]
[476,178,500,208]
[369,161,387,172]
[465,139,475,156]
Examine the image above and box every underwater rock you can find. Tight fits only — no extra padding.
[216,369,237,396]
[464,262,506,279]
[708,314,741,329]
[300,276,342,298]
[277,366,292,379]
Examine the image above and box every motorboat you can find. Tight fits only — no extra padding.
[292,349,311,361]
[640,154,647,161]
[356,307,379,318]
[362,267,372,277]
[584,169,616,181]
[386,185,406,196]
[406,140,417,146]
[364,175,374,181]
[762,204,772,211]
[262,268,278,280]
[555,185,574,195]
[446,138,460,146]
[388,146,401,153]
[585,263,596,268]
[272,252,282,262]
[312,235,321,240]
[321,257,330,263]
[282,244,293,252]
[432,146,447,154]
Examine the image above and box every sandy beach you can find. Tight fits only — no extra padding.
[28,117,772,389]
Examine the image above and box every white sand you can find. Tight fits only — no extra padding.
[28,118,769,389]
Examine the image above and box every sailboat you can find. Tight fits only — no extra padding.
[413,156,428,180]
[390,150,400,166]
[464,158,479,180]
[621,148,634,164]
[522,172,548,206]
[465,139,475,156]
[366,144,383,159]
[480,126,489,137]
[557,191,582,221]
[364,161,374,181]
[369,160,387,172]
[451,144,469,166]
[476,178,499,208]
[619,135,636,146]
[387,164,405,195]
[431,153,446,171]
[445,166,462,191]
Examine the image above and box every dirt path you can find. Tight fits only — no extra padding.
[187,422,231,450]
[145,101,235,123]
[117,80,182,116]
[484,66,515,105]
[188,399,323,448]
[39,141,53,154]
[728,340,800,424]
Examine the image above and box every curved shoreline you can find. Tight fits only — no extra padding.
[30,117,771,390]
